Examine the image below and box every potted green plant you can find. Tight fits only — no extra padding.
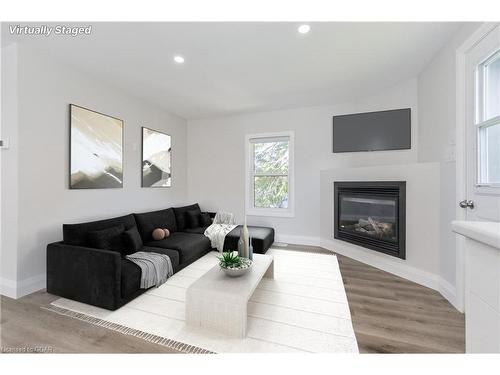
[218,251,252,277]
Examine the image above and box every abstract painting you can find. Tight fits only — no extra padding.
[70,104,123,189]
[142,127,172,187]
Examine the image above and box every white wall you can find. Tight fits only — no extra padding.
[418,22,481,300]
[187,78,418,244]
[1,43,19,297]
[418,23,481,163]
[0,44,189,298]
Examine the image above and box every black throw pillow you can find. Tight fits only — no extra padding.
[87,225,126,253]
[123,226,143,255]
[200,212,212,227]
[173,204,201,231]
[186,209,201,228]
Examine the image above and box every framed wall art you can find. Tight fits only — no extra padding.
[70,104,124,189]
[141,127,172,187]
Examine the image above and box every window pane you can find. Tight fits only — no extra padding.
[254,141,289,174]
[485,52,500,120]
[481,123,500,184]
[484,124,500,184]
[254,176,288,208]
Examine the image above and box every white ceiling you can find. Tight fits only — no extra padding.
[4,22,463,119]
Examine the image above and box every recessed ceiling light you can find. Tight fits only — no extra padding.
[174,55,185,64]
[298,24,311,34]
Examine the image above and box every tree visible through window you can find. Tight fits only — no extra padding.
[251,137,290,209]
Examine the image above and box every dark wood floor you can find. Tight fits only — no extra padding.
[337,253,464,353]
[0,246,465,353]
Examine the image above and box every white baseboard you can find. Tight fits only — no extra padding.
[320,238,441,290]
[275,236,442,293]
[276,235,440,291]
[276,228,463,312]
[439,277,462,312]
[319,238,462,310]
[275,234,320,247]
[0,274,45,299]
[0,277,18,299]
[17,274,46,298]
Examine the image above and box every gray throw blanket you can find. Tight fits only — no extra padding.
[126,252,173,289]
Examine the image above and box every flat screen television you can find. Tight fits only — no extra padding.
[332,108,411,153]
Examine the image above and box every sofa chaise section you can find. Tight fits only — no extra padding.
[223,226,275,254]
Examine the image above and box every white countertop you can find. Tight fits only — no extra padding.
[452,220,500,250]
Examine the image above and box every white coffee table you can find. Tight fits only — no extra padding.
[185,253,274,338]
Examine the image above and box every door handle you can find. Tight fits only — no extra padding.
[459,200,475,209]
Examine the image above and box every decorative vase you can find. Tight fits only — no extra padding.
[242,220,250,258]
[237,233,245,257]
[248,236,253,261]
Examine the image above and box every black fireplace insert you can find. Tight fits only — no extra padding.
[334,181,406,259]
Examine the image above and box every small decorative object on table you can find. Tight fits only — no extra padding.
[248,236,253,260]
[237,232,245,257]
[238,218,250,258]
[218,251,252,277]
[242,222,249,254]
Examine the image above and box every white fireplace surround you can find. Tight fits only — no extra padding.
[319,162,457,308]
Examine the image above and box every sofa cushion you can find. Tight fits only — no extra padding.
[186,210,201,228]
[134,208,177,241]
[145,232,210,263]
[141,246,180,268]
[173,203,200,231]
[87,225,126,254]
[121,246,180,298]
[63,214,137,246]
[200,212,212,227]
[182,226,209,235]
[123,226,143,254]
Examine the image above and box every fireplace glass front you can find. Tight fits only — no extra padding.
[334,181,406,259]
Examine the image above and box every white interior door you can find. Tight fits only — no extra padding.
[464,25,500,222]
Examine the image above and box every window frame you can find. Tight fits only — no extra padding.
[475,49,500,189]
[245,131,295,218]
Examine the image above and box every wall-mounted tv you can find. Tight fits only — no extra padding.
[332,108,411,153]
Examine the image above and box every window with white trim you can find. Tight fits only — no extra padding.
[246,132,294,217]
[476,49,500,186]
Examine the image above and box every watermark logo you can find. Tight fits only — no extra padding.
[1,345,55,353]
[9,25,92,37]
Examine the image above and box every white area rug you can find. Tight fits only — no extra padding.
[48,248,358,353]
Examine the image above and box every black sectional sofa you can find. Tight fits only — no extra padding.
[47,203,214,310]
[46,203,275,311]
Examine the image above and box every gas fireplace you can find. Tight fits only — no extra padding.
[334,181,406,259]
